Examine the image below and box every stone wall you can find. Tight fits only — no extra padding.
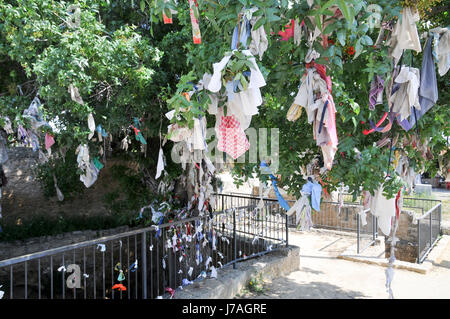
[385,211,419,263]
[0,225,132,261]
[1,147,122,225]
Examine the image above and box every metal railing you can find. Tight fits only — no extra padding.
[417,202,442,263]
[356,209,378,254]
[217,193,444,262]
[0,201,286,299]
[217,193,378,253]
[218,193,381,254]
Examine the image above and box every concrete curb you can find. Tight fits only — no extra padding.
[338,235,450,274]
[175,245,300,299]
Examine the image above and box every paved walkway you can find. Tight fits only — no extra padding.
[240,230,450,299]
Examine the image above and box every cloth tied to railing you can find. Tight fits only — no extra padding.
[260,161,290,211]
[286,192,313,231]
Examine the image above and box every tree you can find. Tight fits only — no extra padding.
[0,0,449,225]
[160,0,449,200]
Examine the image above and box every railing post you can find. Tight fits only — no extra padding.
[417,219,421,263]
[357,213,360,254]
[285,211,289,247]
[141,232,147,299]
[430,210,433,249]
[233,209,237,269]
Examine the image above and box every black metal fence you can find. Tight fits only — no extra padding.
[216,193,379,254]
[217,193,443,262]
[0,202,287,299]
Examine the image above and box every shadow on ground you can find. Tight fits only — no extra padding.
[238,276,368,299]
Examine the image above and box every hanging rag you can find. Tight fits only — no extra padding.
[155,147,165,179]
[260,161,291,211]
[292,69,328,123]
[369,75,385,110]
[301,180,322,212]
[87,113,95,140]
[53,174,64,202]
[399,37,439,131]
[207,50,266,131]
[231,15,251,50]
[68,84,84,105]
[188,0,201,44]
[389,65,421,122]
[93,157,104,170]
[22,96,48,131]
[429,27,450,76]
[76,144,98,188]
[293,19,304,46]
[190,116,207,151]
[369,184,396,236]
[162,0,177,24]
[286,193,313,231]
[217,115,250,160]
[286,103,303,122]
[249,16,269,60]
[312,95,338,170]
[45,133,55,150]
[131,118,147,145]
[305,61,332,93]
[387,7,422,64]
[96,125,108,140]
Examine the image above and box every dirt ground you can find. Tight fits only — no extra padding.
[239,231,450,299]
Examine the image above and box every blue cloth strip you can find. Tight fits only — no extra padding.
[260,161,291,211]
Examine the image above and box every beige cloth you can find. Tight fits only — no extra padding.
[388,7,422,64]
[389,66,421,121]
[292,69,328,124]
[430,27,450,76]
[249,16,269,60]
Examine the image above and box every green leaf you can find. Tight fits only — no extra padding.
[354,38,363,59]
[337,29,346,46]
[337,0,354,26]
[140,0,145,12]
[321,0,338,11]
[333,56,343,69]
[253,17,266,31]
[323,22,337,35]
[361,35,373,46]
[315,14,322,32]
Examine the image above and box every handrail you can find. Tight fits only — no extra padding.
[0,203,279,268]
[416,203,442,220]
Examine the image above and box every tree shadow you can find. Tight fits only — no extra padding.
[299,267,324,275]
[240,276,368,299]
[432,260,450,270]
